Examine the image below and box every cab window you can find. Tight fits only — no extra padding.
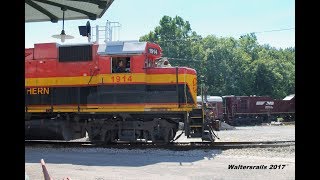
[112,57,131,73]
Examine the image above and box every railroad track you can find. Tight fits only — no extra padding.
[25,140,295,150]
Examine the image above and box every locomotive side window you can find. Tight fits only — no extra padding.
[112,57,131,73]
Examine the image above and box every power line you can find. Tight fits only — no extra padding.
[167,57,203,62]
[154,37,202,43]
[148,28,295,43]
[239,28,295,36]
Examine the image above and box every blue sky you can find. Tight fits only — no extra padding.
[25,0,295,49]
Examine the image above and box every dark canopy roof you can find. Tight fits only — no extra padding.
[25,0,114,23]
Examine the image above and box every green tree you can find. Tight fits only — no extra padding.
[140,15,201,67]
[140,16,295,99]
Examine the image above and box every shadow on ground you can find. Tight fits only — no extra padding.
[25,147,222,167]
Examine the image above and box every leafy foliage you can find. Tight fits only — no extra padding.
[140,16,295,99]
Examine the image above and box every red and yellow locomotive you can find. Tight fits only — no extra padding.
[25,41,206,143]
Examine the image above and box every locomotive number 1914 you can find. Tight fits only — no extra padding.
[111,75,133,83]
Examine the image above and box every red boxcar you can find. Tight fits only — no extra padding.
[222,95,295,126]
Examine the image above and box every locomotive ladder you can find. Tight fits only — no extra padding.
[187,108,216,142]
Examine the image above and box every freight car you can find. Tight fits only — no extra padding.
[196,94,295,126]
[222,95,295,126]
[25,41,214,143]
